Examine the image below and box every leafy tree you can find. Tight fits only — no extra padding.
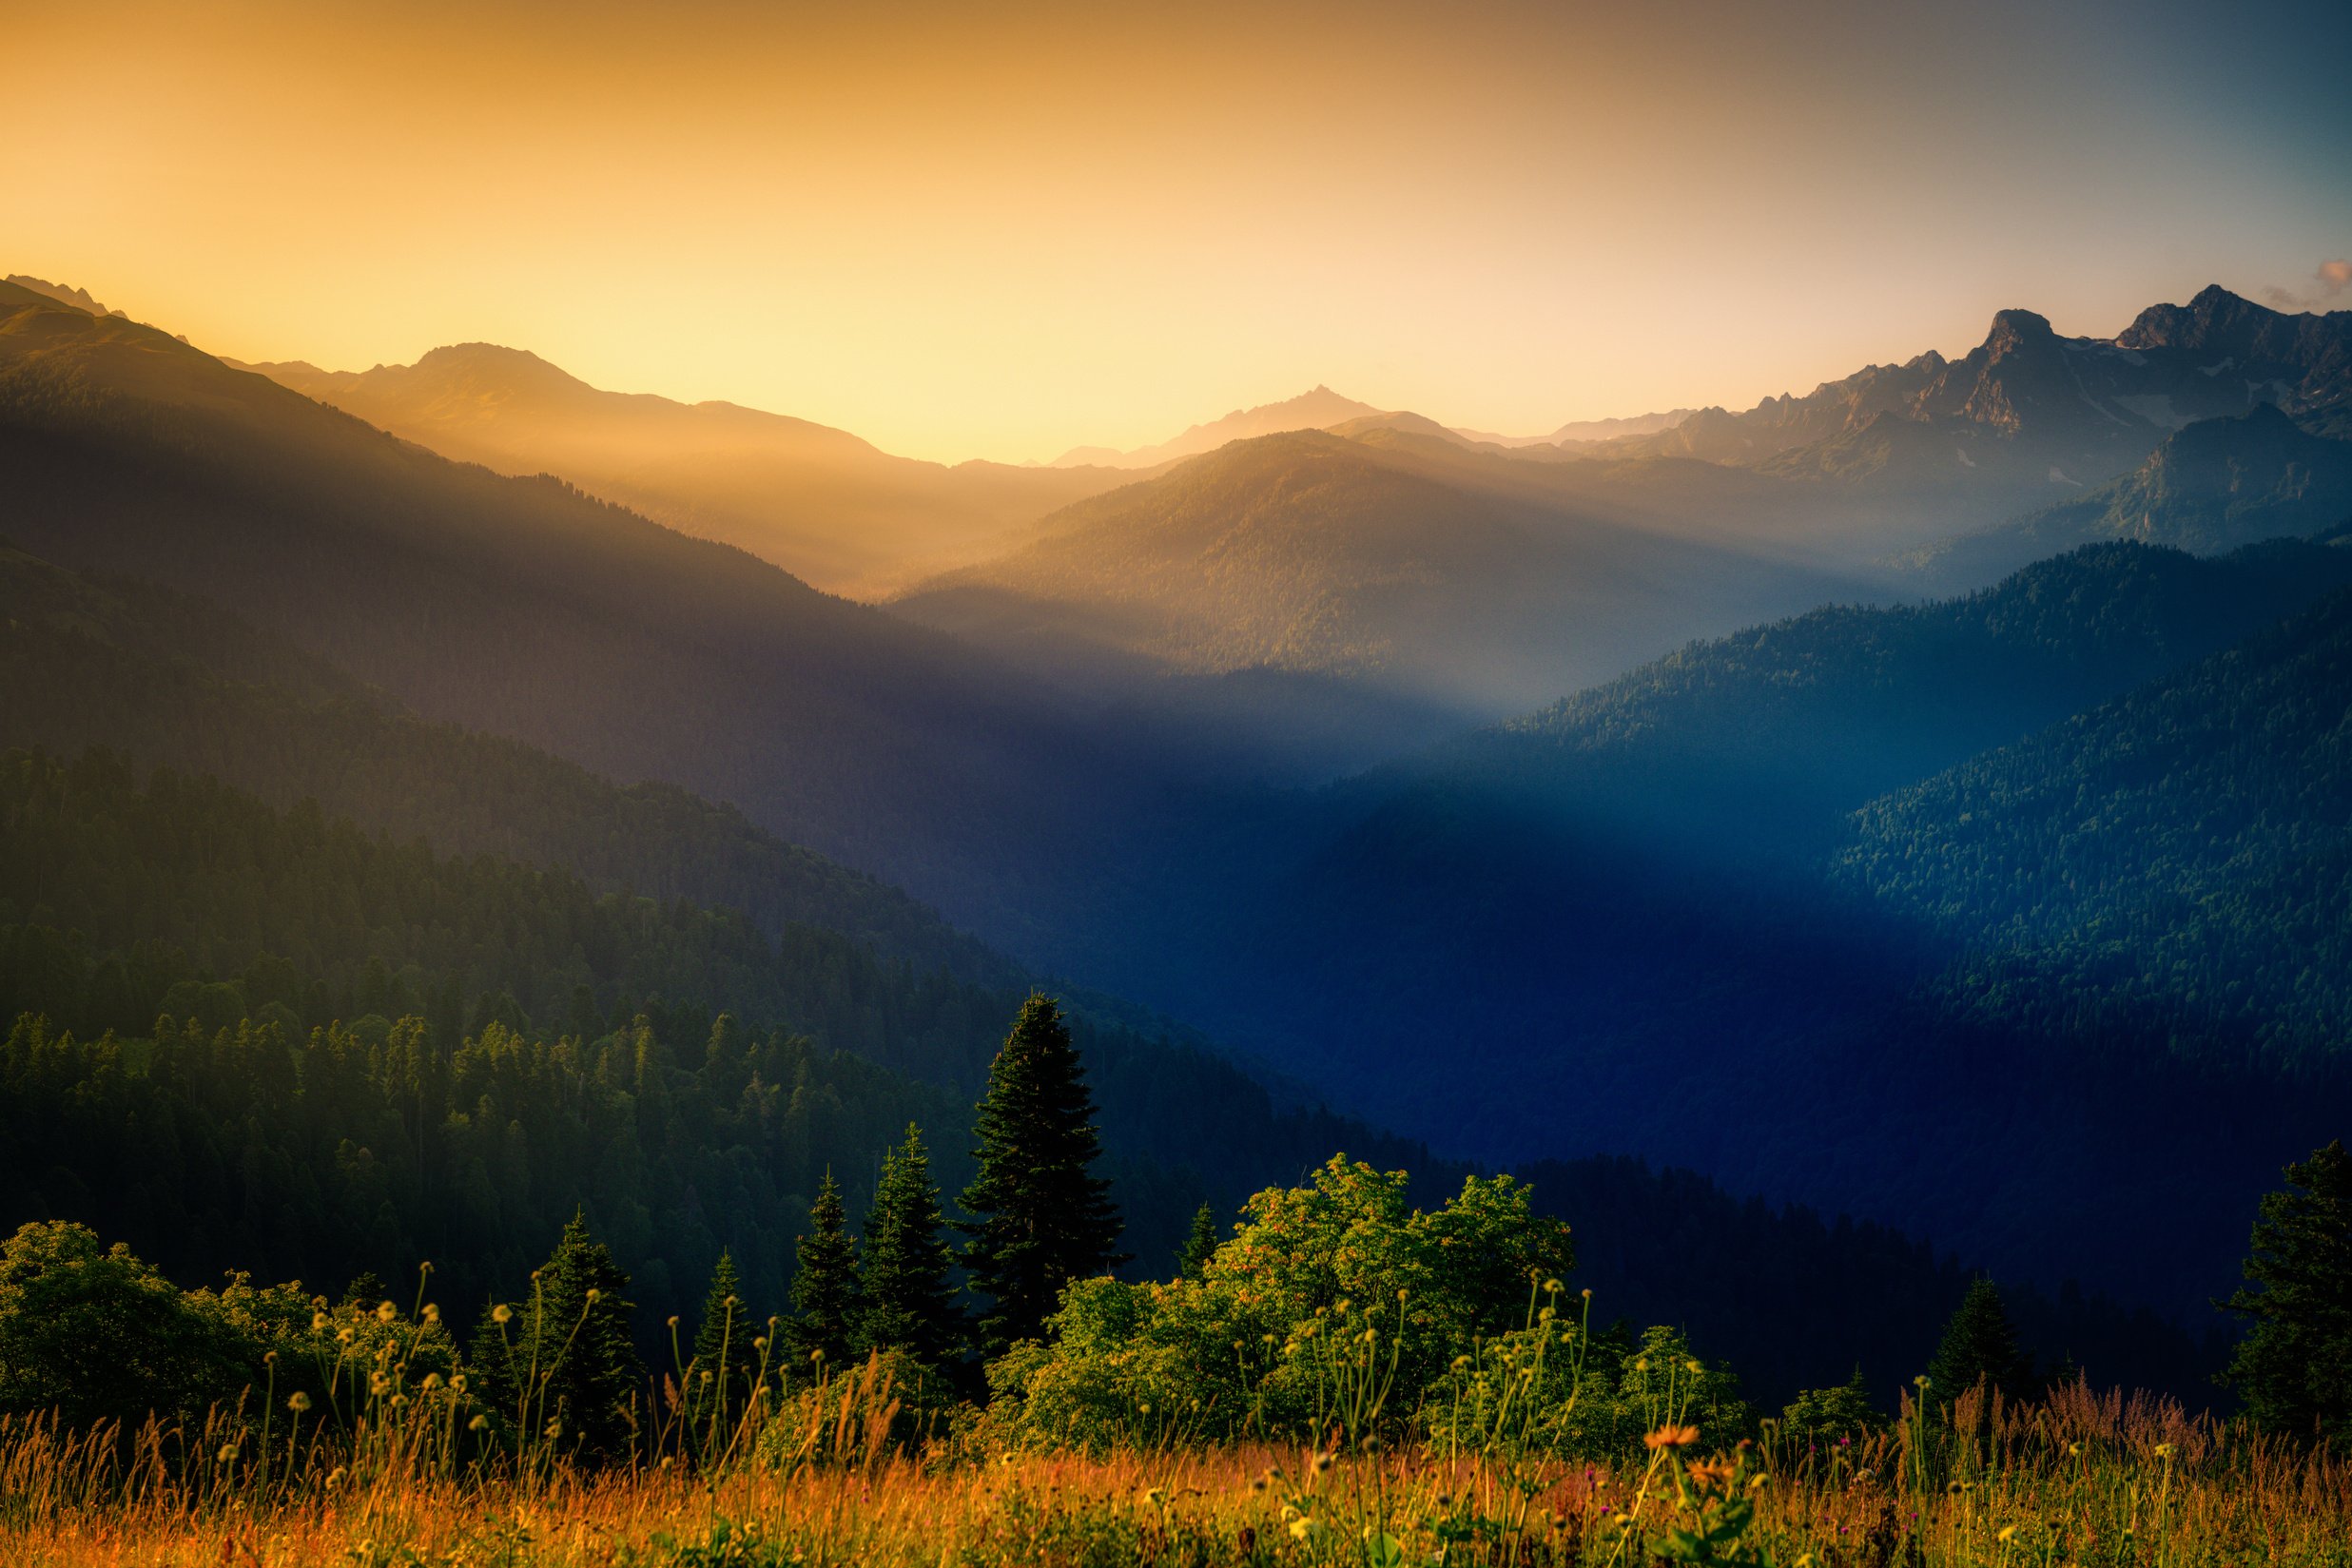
[984,1156,1576,1450]
[486,1211,642,1459]
[960,995,1124,1359]
[1927,1278,2031,1403]
[1177,1202,1220,1281]
[2222,1140,2352,1442]
[0,1221,246,1430]
[787,1172,863,1369]
[859,1126,962,1367]
[689,1249,760,1411]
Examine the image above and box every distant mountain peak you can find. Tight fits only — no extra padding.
[1049,384,1387,469]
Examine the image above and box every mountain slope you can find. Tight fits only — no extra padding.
[894,429,1865,721]
[1063,540,2352,1316]
[0,543,2213,1402]
[1913,404,2352,586]
[1839,557,2352,1071]
[0,278,1149,935]
[244,344,1126,596]
[1600,288,2352,521]
[0,540,1011,984]
[1050,385,1384,468]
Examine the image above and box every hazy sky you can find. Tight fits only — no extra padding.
[11,0,2350,463]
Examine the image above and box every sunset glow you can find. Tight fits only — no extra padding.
[13,0,2348,461]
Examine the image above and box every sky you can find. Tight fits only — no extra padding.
[10,0,2351,464]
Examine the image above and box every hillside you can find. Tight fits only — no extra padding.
[0,279,1159,939]
[0,541,1011,984]
[893,429,1865,723]
[1839,564,2352,1071]
[1911,404,2352,586]
[244,344,1126,597]
[1062,541,2352,1317]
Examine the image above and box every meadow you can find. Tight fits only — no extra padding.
[3,1367,2345,1568]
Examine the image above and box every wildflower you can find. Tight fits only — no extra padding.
[1644,1424,1701,1450]
[492,1303,513,1325]
[1545,1279,1563,1294]
[450,1373,467,1393]
[1686,1360,1703,1376]
[336,1327,356,1345]
[421,1303,440,1325]
[376,1300,398,1324]
[1289,1518,1315,1541]
[586,1287,600,1303]
[1312,1451,1335,1473]
[311,1311,330,1332]
[1145,1487,1166,1507]
[468,1415,489,1431]
[2153,1442,2175,1459]
[1998,1525,2017,1544]
[286,1391,312,1413]
[217,1444,240,1464]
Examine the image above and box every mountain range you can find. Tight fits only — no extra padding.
[10,268,2352,1336]
[241,345,1130,596]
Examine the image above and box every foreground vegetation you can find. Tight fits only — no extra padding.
[3,1369,2345,1566]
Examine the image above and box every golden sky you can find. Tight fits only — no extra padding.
[10,0,2349,462]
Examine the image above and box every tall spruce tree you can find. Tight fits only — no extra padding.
[690,1249,760,1410]
[787,1171,864,1369]
[959,995,1124,1360]
[1177,1202,1220,1281]
[859,1124,963,1367]
[2222,1140,2352,1442]
[1927,1277,2031,1404]
[477,1210,641,1459]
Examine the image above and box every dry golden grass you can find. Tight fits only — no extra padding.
[7,1390,2352,1568]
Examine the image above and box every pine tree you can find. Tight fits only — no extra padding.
[1177,1202,1220,1280]
[2222,1140,2352,1442]
[959,995,1124,1360]
[787,1171,864,1370]
[1927,1277,2031,1404]
[859,1124,963,1367]
[690,1249,759,1412]
[489,1210,642,1459]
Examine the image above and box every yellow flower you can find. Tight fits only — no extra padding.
[1644,1424,1701,1450]
[1289,1518,1315,1541]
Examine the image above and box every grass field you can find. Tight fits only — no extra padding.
[4,1368,2346,1567]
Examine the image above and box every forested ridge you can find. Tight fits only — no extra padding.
[0,740,2205,1402]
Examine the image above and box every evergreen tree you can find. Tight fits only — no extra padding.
[1177,1202,1220,1281]
[689,1249,759,1411]
[959,995,1124,1360]
[489,1210,642,1459]
[787,1171,864,1369]
[859,1124,963,1367]
[2222,1140,2352,1442]
[1927,1277,2031,1403]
